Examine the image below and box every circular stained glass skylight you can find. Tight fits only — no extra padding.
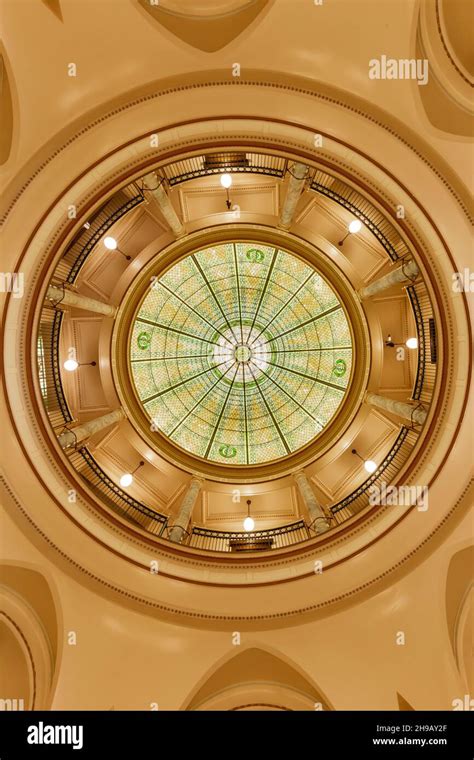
[130,243,353,466]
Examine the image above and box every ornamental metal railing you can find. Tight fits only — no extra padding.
[37,309,74,426]
[406,285,426,402]
[307,167,438,403]
[406,282,437,404]
[64,426,420,550]
[34,155,437,550]
[39,182,144,429]
[161,153,410,268]
[69,447,168,536]
[160,151,288,186]
[330,427,418,522]
[310,169,410,261]
[58,425,420,548]
[51,182,144,285]
[186,519,312,553]
[68,444,316,551]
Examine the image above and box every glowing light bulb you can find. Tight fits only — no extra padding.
[220,173,233,189]
[405,337,418,349]
[348,219,362,234]
[119,473,133,488]
[243,516,255,532]
[364,459,377,474]
[104,236,118,250]
[63,359,79,372]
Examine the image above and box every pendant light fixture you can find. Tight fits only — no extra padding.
[119,460,145,488]
[220,172,233,209]
[104,236,131,260]
[385,334,418,349]
[352,448,377,474]
[243,499,255,532]
[338,218,362,246]
[63,359,97,372]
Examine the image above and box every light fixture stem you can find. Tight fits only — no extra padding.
[385,334,403,347]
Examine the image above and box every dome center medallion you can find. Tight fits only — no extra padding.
[235,344,252,363]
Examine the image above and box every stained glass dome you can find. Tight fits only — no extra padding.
[130,243,353,466]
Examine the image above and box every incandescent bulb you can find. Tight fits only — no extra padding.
[119,473,133,488]
[364,459,377,474]
[405,337,418,349]
[220,173,233,189]
[243,516,255,532]
[63,359,79,372]
[348,219,362,234]
[104,236,118,250]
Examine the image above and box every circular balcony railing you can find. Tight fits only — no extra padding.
[36,151,438,552]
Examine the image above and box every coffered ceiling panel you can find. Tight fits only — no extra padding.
[95,434,183,509]
[311,410,399,501]
[178,179,279,222]
[376,294,416,393]
[61,317,109,413]
[78,209,161,300]
[298,197,388,284]
[203,484,298,529]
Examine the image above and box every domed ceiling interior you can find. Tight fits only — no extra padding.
[130,242,352,466]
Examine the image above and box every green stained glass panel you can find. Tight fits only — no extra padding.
[130,243,353,465]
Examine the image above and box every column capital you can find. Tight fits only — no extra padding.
[57,408,125,449]
[144,176,185,238]
[279,162,310,229]
[358,260,420,299]
[46,284,117,317]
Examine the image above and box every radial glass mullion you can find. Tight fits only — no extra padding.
[130,242,353,465]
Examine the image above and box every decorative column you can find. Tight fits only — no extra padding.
[294,470,330,535]
[57,409,125,450]
[278,163,309,229]
[143,172,186,238]
[168,477,203,543]
[358,260,419,299]
[46,285,117,317]
[365,392,427,425]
